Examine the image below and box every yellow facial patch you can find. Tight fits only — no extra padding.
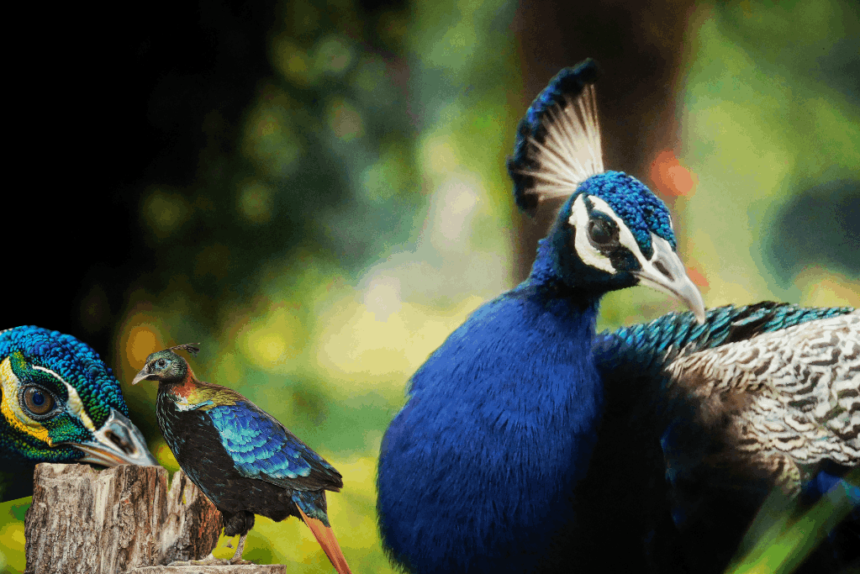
[0,357,52,445]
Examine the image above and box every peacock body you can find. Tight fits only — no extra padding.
[376,60,706,574]
[378,58,859,573]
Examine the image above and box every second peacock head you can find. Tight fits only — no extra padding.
[0,326,158,469]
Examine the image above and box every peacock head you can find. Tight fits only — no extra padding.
[0,326,158,468]
[132,344,198,386]
[508,59,705,322]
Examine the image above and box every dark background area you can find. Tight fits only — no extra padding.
[9,2,279,354]
[9,0,706,353]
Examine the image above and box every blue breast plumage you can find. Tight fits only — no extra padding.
[377,60,707,574]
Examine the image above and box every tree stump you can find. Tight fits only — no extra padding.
[128,567,285,574]
[23,463,283,574]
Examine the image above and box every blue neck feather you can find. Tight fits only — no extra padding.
[378,236,605,573]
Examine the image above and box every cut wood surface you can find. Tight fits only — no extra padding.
[128,566,286,574]
[24,463,227,574]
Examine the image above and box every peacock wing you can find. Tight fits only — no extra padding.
[664,310,860,490]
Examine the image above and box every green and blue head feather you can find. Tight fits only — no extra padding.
[507,59,676,260]
[0,326,128,427]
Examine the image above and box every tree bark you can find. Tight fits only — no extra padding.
[24,463,282,574]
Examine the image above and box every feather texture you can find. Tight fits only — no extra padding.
[206,402,339,489]
[508,59,603,215]
[378,59,708,574]
[592,303,860,573]
[297,505,352,574]
[378,283,605,574]
[142,349,351,572]
[666,310,860,489]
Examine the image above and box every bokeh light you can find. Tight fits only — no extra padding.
[1,1,857,573]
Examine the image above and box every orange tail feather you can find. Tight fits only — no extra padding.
[297,506,353,574]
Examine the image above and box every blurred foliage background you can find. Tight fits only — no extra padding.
[1,0,858,572]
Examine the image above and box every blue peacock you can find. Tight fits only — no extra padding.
[0,325,157,501]
[376,59,707,574]
[376,60,859,573]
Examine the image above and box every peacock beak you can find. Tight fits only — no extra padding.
[633,235,706,324]
[69,409,159,467]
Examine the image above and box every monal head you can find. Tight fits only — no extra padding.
[131,343,199,386]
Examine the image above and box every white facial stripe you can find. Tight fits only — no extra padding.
[569,195,614,272]
[33,365,97,432]
[568,195,649,274]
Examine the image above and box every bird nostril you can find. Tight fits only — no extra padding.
[107,429,135,455]
[654,260,671,278]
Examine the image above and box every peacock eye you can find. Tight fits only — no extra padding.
[22,386,55,416]
[587,218,616,246]
[157,359,166,368]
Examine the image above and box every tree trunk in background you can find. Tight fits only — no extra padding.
[512,0,696,281]
[24,463,232,574]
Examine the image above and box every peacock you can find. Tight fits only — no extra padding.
[376,59,707,574]
[0,325,157,502]
[378,59,859,573]
[132,344,352,573]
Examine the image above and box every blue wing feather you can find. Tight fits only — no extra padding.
[593,302,854,375]
[206,402,337,488]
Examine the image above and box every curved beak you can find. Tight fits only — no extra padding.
[633,235,706,324]
[131,370,154,386]
[68,409,159,467]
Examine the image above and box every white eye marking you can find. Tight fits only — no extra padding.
[33,366,97,432]
[569,196,613,272]
[568,195,648,273]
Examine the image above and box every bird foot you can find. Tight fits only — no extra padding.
[229,533,251,564]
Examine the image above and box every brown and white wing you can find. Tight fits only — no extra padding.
[666,311,860,491]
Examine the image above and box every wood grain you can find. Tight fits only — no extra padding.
[128,566,285,573]
[25,463,226,574]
